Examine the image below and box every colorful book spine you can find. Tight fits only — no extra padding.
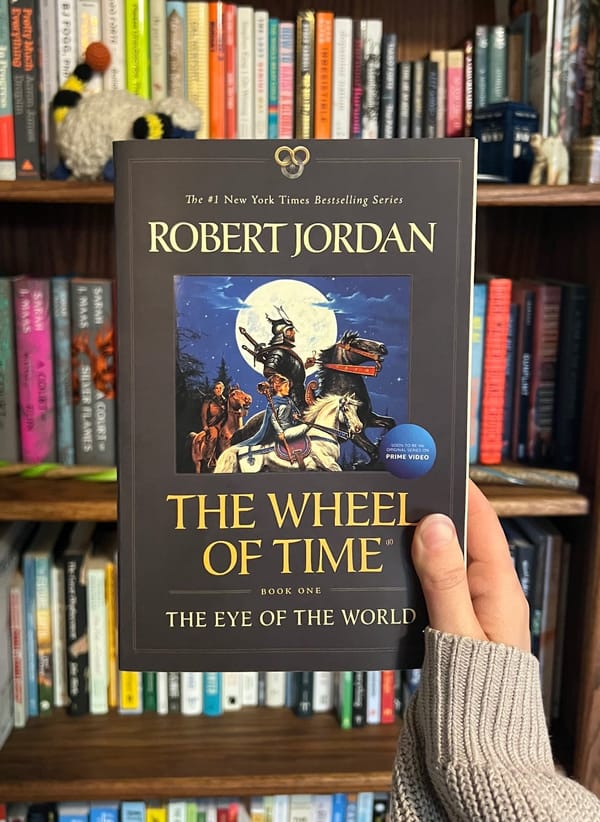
[22,548,39,716]
[209,1,226,139]
[469,282,487,464]
[501,302,519,461]
[9,0,41,178]
[119,670,143,713]
[463,37,473,136]
[13,277,56,463]
[331,16,352,139]
[445,49,464,137]
[50,559,68,707]
[70,279,116,466]
[278,20,294,139]
[336,670,353,729]
[267,16,279,138]
[148,0,167,100]
[0,278,19,460]
[125,0,151,99]
[314,10,333,138]
[203,671,223,715]
[0,0,15,180]
[360,18,382,139]
[224,2,236,138]
[254,9,269,139]
[9,570,27,727]
[186,1,209,139]
[51,277,75,466]
[142,671,157,711]
[379,33,397,138]
[380,669,395,723]
[236,5,254,138]
[105,557,118,708]
[166,0,186,98]
[295,9,315,138]
[35,545,55,715]
[479,278,512,465]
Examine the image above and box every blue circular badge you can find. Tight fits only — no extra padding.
[380,424,437,479]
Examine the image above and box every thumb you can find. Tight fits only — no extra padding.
[412,513,486,641]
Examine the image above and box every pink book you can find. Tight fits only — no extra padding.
[445,49,465,137]
[13,276,56,462]
[278,21,294,139]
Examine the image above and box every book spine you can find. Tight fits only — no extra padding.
[267,17,278,138]
[0,0,15,180]
[479,278,512,465]
[224,2,236,138]
[463,37,473,136]
[360,18,382,139]
[501,302,519,461]
[445,49,464,137]
[156,671,169,714]
[422,59,438,139]
[50,562,68,707]
[9,577,27,726]
[469,283,487,464]
[474,24,489,110]
[34,0,55,179]
[10,0,41,178]
[253,9,268,139]
[105,558,118,708]
[311,670,333,712]
[167,669,180,712]
[511,287,535,461]
[180,671,203,715]
[265,670,285,707]
[241,670,258,706]
[429,49,446,138]
[222,670,242,709]
[487,24,508,104]
[549,0,567,136]
[125,0,151,99]
[35,553,53,715]
[70,280,116,466]
[293,671,313,717]
[277,20,294,139]
[103,0,126,90]
[56,0,78,85]
[379,33,397,138]
[203,671,223,715]
[148,0,167,100]
[0,278,19,459]
[236,5,254,138]
[23,554,38,716]
[380,669,395,723]
[349,20,362,138]
[51,278,75,466]
[527,285,562,464]
[14,278,56,463]
[294,9,314,138]
[396,60,411,138]
[365,669,381,724]
[87,566,108,714]
[186,1,209,139]
[351,670,367,727]
[410,59,424,138]
[331,17,352,139]
[142,671,157,711]
[166,0,186,98]
[208,1,225,139]
[314,11,333,138]
[336,670,352,729]
[118,670,143,713]
[77,0,102,92]
[64,551,89,715]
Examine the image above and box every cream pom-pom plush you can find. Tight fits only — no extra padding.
[51,43,201,181]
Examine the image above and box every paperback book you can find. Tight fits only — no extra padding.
[115,139,476,672]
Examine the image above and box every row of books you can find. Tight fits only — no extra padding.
[1,795,392,822]
[0,276,116,466]
[469,276,588,470]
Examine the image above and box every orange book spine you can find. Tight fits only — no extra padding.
[380,669,395,724]
[224,2,236,138]
[479,278,512,464]
[209,1,226,138]
[314,11,333,138]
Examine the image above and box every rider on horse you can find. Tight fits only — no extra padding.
[200,380,228,467]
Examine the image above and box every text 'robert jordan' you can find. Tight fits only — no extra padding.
[147,220,437,257]
[165,490,416,577]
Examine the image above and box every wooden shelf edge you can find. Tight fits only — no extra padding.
[2,181,600,207]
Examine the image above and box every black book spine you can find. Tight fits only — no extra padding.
[379,33,397,138]
[423,60,438,138]
[63,551,89,715]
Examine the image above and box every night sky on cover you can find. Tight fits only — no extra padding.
[175,274,411,430]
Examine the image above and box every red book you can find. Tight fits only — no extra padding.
[224,2,236,138]
[479,277,512,464]
[209,1,226,138]
[380,669,395,723]
[445,49,464,137]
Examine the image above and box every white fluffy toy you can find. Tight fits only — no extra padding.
[51,42,202,181]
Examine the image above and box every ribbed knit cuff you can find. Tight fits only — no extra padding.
[415,628,554,772]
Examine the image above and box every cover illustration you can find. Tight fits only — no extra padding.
[115,139,476,672]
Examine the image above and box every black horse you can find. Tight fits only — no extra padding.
[309,330,395,465]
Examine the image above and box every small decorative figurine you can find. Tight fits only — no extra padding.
[528,133,570,186]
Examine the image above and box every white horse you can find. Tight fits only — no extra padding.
[214,392,363,473]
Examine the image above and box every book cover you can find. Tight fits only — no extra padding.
[115,139,475,672]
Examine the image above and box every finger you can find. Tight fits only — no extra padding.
[412,513,486,641]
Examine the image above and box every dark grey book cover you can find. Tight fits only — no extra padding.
[115,139,476,672]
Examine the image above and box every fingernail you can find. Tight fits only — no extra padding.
[418,514,456,551]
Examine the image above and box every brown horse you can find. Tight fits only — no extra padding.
[189,386,252,473]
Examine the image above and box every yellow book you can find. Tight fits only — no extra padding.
[186,1,210,138]
[146,804,167,822]
[105,559,118,708]
[119,670,143,713]
[125,0,151,99]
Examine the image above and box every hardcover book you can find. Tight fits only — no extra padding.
[115,139,476,672]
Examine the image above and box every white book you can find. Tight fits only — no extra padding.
[38,0,59,171]
[57,0,79,85]
[180,671,203,715]
[149,0,167,100]
[360,18,382,139]
[222,671,243,710]
[236,5,254,138]
[272,795,289,822]
[167,801,187,822]
[86,560,109,714]
[50,563,68,707]
[156,671,169,714]
[77,0,103,91]
[331,17,352,139]
[254,9,269,138]
[312,795,333,822]
[366,669,382,724]
[101,0,126,90]
[265,671,286,707]
[241,671,259,706]
[312,670,333,712]
[9,571,27,727]
[289,796,313,822]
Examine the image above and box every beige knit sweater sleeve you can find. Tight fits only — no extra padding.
[391,628,600,821]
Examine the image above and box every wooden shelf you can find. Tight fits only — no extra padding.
[0,709,399,801]
[0,477,589,521]
[2,180,600,207]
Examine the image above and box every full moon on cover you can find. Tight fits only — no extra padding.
[235,279,338,375]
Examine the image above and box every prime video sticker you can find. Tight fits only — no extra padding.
[380,424,437,479]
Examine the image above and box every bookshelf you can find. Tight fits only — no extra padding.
[1,0,600,806]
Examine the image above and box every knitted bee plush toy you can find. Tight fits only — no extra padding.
[51,42,202,181]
